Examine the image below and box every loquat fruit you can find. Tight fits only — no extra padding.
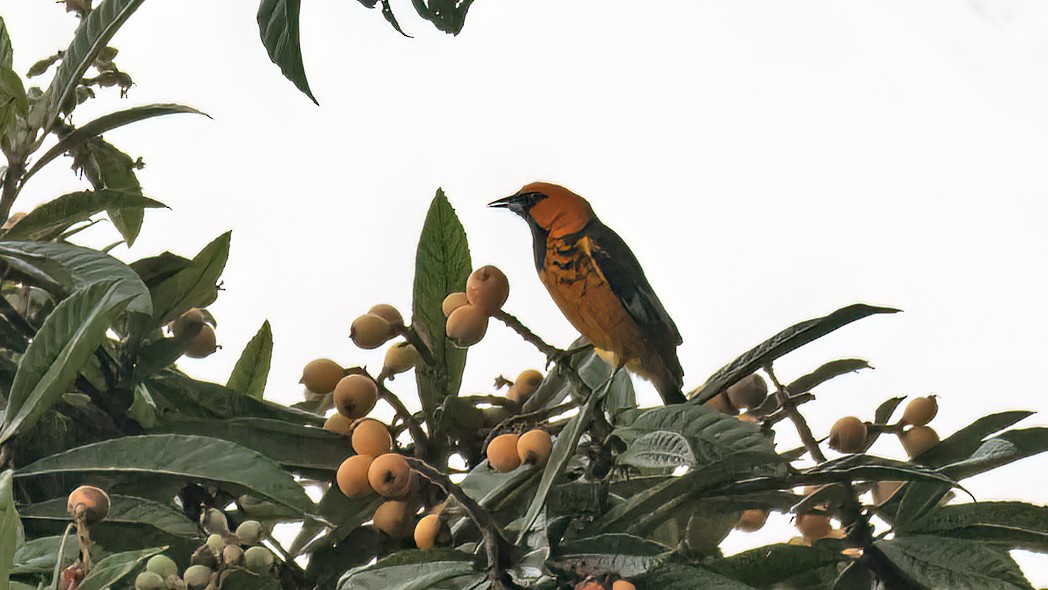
[243,546,274,573]
[442,292,470,317]
[368,453,413,498]
[300,359,344,394]
[796,512,832,541]
[183,565,212,590]
[507,369,542,404]
[726,374,768,410]
[135,572,166,590]
[205,533,224,556]
[487,433,521,472]
[235,520,264,546]
[146,555,178,579]
[612,581,636,590]
[517,429,553,467]
[66,485,110,524]
[350,313,395,349]
[466,265,510,314]
[323,413,354,435]
[446,304,489,348]
[203,508,228,535]
[171,308,208,339]
[336,455,374,497]
[703,392,738,415]
[900,425,940,458]
[901,396,938,427]
[414,513,442,550]
[373,500,414,539]
[383,342,419,375]
[221,544,243,566]
[333,374,378,420]
[352,419,392,457]
[828,416,868,454]
[736,508,769,532]
[368,304,404,327]
[184,323,218,358]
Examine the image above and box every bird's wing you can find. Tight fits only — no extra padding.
[582,220,683,346]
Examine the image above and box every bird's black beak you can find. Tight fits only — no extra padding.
[488,192,544,217]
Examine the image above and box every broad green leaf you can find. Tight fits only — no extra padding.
[709,543,845,588]
[146,370,323,426]
[516,382,602,543]
[153,416,346,473]
[226,320,273,400]
[36,0,146,135]
[19,494,200,553]
[613,404,777,469]
[15,434,315,515]
[411,190,471,425]
[691,304,900,404]
[337,549,478,590]
[219,567,282,590]
[550,534,670,577]
[410,0,475,35]
[23,104,207,185]
[1,190,165,242]
[76,546,166,590]
[786,358,871,393]
[523,340,632,413]
[0,240,152,314]
[129,252,191,287]
[9,535,78,575]
[876,535,1033,590]
[0,66,27,144]
[0,470,23,590]
[634,563,758,589]
[899,501,1048,552]
[0,17,12,69]
[917,411,1034,468]
[942,427,1048,480]
[0,281,135,444]
[149,232,230,326]
[128,383,159,428]
[69,136,146,245]
[257,0,317,104]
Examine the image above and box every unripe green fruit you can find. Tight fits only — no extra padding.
[243,546,274,573]
[368,304,404,327]
[300,359,344,394]
[183,565,212,590]
[383,342,419,375]
[146,554,178,579]
[221,544,243,566]
[205,533,224,556]
[333,374,378,420]
[726,374,768,410]
[236,520,265,545]
[203,508,228,534]
[167,575,187,590]
[446,304,488,348]
[135,571,166,590]
[828,416,868,453]
[350,313,395,349]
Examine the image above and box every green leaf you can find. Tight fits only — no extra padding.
[550,534,671,577]
[146,370,323,427]
[152,416,346,473]
[942,427,1048,480]
[787,358,871,393]
[23,104,207,185]
[19,494,200,553]
[876,535,1033,590]
[522,340,630,413]
[0,66,27,144]
[130,252,191,288]
[0,17,13,70]
[337,549,479,590]
[35,0,146,135]
[0,470,23,590]
[409,0,475,35]
[69,136,146,245]
[516,381,602,543]
[866,396,906,448]
[14,434,315,515]
[149,232,230,326]
[709,543,846,588]
[226,320,273,400]
[9,535,78,575]
[634,563,758,589]
[899,501,1048,552]
[614,404,777,470]
[76,546,166,590]
[219,567,282,590]
[1,190,166,242]
[257,0,317,104]
[411,190,471,425]
[917,411,1034,468]
[691,304,900,404]
[0,280,135,444]
[0,240,152,314]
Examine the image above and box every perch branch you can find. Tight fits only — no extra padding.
[765,364,826,463]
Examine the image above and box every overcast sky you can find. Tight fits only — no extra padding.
[3,0,1047,581]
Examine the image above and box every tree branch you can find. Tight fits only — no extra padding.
[765,364,826,463]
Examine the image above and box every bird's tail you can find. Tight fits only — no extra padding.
[653,374,686,405]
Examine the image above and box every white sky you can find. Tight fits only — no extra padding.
[3,0,1047,582]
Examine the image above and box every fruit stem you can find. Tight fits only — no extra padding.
[50,522,75,590]
[404,458,519,590]
[397,325,436,366]
[491,310,564,359]
[764,364,827,463]
[376,376,430,457]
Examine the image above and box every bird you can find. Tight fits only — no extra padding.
[489,181,685,404]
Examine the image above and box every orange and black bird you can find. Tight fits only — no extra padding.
[489,182,685,404]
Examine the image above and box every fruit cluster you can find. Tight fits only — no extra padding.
[486,429,553,472]
[169,308,220,359]
[443,265,510,347]
[702,374,769,417]
[827,395,940,457]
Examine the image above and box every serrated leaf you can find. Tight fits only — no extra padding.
[149,232,230,326]
[0,240,152,314]
[876,535,1033,590]
[36,0,146,135]
[337,549,479,590]
[411,190,471,426]
[1,190,165,242]
[0,470,23,590]
[69,136,146,245]
[787,358,871,393]
[226,320,273,400]
[0,17,12,70]
[551,534,671,577]
[692,304,900,404]
[257,0,317,104]
[708,543,845,588]
[146,370,323,426]
[899,501,1048,551]
[14,434,315,515]
[917,411,1034,468]
[616,430,696,468]
[0,281,135,444]
[76,546,166,590]
[23,103,207,185]
[634,563,758,589]
[942,427,1048,480]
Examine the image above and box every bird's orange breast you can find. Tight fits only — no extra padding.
[538,235,646,364]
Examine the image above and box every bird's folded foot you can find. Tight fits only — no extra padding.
[545,344,594,369]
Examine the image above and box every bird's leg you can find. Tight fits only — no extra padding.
[544,342,594,370]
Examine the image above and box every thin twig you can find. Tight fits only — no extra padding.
[492,310,563,359]
[376,376,429,458]
[397,325,435,366]
[765,364,826,463]
[405,458,518,590]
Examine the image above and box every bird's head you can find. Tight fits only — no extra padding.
[488,182,594,237]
